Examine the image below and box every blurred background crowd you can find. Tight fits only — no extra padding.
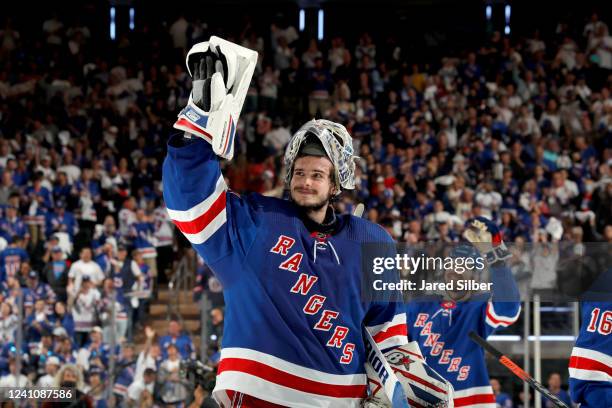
[0,1,610,406]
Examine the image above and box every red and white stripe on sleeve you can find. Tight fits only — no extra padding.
[485,302,521,329]
[569,346,612,383]
[166,175,227,245]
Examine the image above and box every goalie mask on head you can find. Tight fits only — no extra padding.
[447,244,485,282]
[284,119,357,197]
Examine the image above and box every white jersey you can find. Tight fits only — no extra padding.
[119,208,136,238]
[153,206,173,248]
[69,260,105,291]
[72,288,101,332]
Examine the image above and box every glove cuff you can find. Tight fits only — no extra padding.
[173,98,214,144]
[484,241,511,265]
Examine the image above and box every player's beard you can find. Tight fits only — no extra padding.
[445,270,473,301]
[290,187,333,212]
[446,289,472,302]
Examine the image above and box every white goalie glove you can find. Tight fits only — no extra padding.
[174,36,258,160]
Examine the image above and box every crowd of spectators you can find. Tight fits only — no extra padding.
[0,5,610,407]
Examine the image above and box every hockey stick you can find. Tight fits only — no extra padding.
[468,332,570,408]
[353,203,365,218]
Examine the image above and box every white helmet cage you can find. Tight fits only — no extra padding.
[284,119,357,197]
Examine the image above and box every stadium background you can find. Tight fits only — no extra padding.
[0,0,610,406]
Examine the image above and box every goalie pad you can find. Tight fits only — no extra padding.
[363,328,454,407]
[174,36,258,160]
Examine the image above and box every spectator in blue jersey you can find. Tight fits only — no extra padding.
[490,378,514,408]
[25,174,53,210]
[543,372,572,408]
[0,206,29,245]
[109,245,129,302]
[131,208,157,280]
[94,241,115,276]
[23,175,52,246]
[11,156,30,188]
[0,235,29,281]
[52,172,73,209]
[30,331,56,378]
[193,258,224,307]
[158,319,194,360]
[43,246,69,302]
[92,215,120,258]
[113,245,143,341]
[24,268,56,309]
[45,200,78,240]
[55,334,77,366]
[74,168,101,204]
[51,302,75,340]
[25,299,54,352]
[113,343,137,404]
[76,326,110,371]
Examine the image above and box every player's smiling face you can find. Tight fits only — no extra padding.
[290,156,336,211]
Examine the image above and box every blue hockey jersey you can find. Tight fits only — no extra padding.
[0,217,29,242]
[130,221,156,258]
[44,210,78,239]
[405,266,520,408]
[162,135,406,407]
[569,301,612,407]
[0,246,29,281]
